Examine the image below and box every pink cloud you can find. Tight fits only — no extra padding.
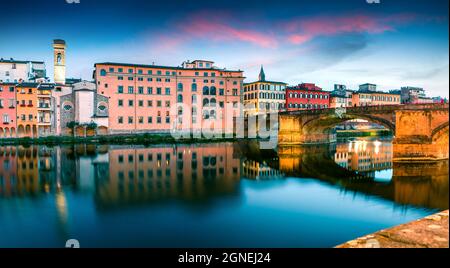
[284,13,419,44]
[178,16,278,48]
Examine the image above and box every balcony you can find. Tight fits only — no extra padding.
[38,121,51,126]
[38,104,51,110]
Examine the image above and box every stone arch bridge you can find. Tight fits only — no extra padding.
[278,104,449,161]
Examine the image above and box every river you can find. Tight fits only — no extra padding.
[0,137,448,247]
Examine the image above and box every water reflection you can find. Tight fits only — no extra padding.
[0,139,448,247]
[0,139,448,210]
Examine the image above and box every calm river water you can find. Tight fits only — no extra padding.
[0,137,448,247]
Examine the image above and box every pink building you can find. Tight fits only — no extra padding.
[0,83,17,138]
[94,60,244,135]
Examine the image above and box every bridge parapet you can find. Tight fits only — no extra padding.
[281,103,449,116]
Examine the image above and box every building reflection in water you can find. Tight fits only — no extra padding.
[95,143,242,208]
[334,139,392,179]
[0,140,448,211]
[242,160,284,180]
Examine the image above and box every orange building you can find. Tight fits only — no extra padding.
[351,91,401,107]
[94,60,244,135]
[16,83,39,137]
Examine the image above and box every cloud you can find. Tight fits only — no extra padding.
[176,13,278,48]
[284,13,419,45]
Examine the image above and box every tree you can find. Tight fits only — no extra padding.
[66,121,79,136]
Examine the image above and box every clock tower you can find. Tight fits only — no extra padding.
[53,39,66,84]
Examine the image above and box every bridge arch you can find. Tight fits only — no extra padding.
[431,122,449,144]
[300,112,395,143]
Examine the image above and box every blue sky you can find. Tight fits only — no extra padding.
[1,0,448,97]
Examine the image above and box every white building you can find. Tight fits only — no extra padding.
[0,58,46,83]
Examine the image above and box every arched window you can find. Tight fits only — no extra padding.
[210,110,216,119]
[63,102,73,111]
[192,94,197,104]
[210,86,217,95]
[100,69,107,76]
[177,83,183,92]
[192,83,197,92]
[177,94,183,103]
[210,98,216,107]
[203,98,210,107]
[97,102,108,112]
[203,86,209,95]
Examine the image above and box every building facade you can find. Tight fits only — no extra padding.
[0,83,17,138]
[359,83,377,92]
[94,60,244,135]
[16,83,39,138]
[330,93,352,108]
[53,40,66,85]
[0,59,46,83]
[285,83,330,111]
[243,66,286,116]
[400,86,434,104]
[56,81,109,136]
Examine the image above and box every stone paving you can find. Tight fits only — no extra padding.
[336,210,449,248]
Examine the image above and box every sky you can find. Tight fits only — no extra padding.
[1,0,448,97]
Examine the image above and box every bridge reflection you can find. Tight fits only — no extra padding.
[0,140,448,210]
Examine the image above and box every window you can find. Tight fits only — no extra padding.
[166,117,170,123]
[100,69,106,76]
[118,86,123,93]
[139,100,143,107]
[118,76,123,80]
[138,116,144,124]
[128,100,133,107]
[138,87,144,94]
[148,117,152,123]
[63,103,72,111]
[165,101,170,107]
[98,104,107,111]
[147,87,153,94]
[165,88,170,95]
[128,86,134,94]
[192,83,197,92]
[148,100,153,107]
[177,94,183,103]
[118,68,123,72]
[210,86,217,95]
[177,83,183,92]
[219,88,224,96]
[128,116,133,124]
[128,69,133,73]
[156,88,162,95]
[157,101,162,107]
[203,86,209,95]
[118,99,123,107]
[118,116,123,124]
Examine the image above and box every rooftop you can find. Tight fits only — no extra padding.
[0,58,44,64]
[244,80,287,85]
[95,62,243,73]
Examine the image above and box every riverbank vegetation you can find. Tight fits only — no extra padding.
[0,133,242,146]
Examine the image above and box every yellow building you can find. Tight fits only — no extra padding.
[37,84,53,136]
[16,83,39,137]
[243,66,287,116]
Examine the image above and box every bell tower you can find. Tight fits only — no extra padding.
[53,39,66,84]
